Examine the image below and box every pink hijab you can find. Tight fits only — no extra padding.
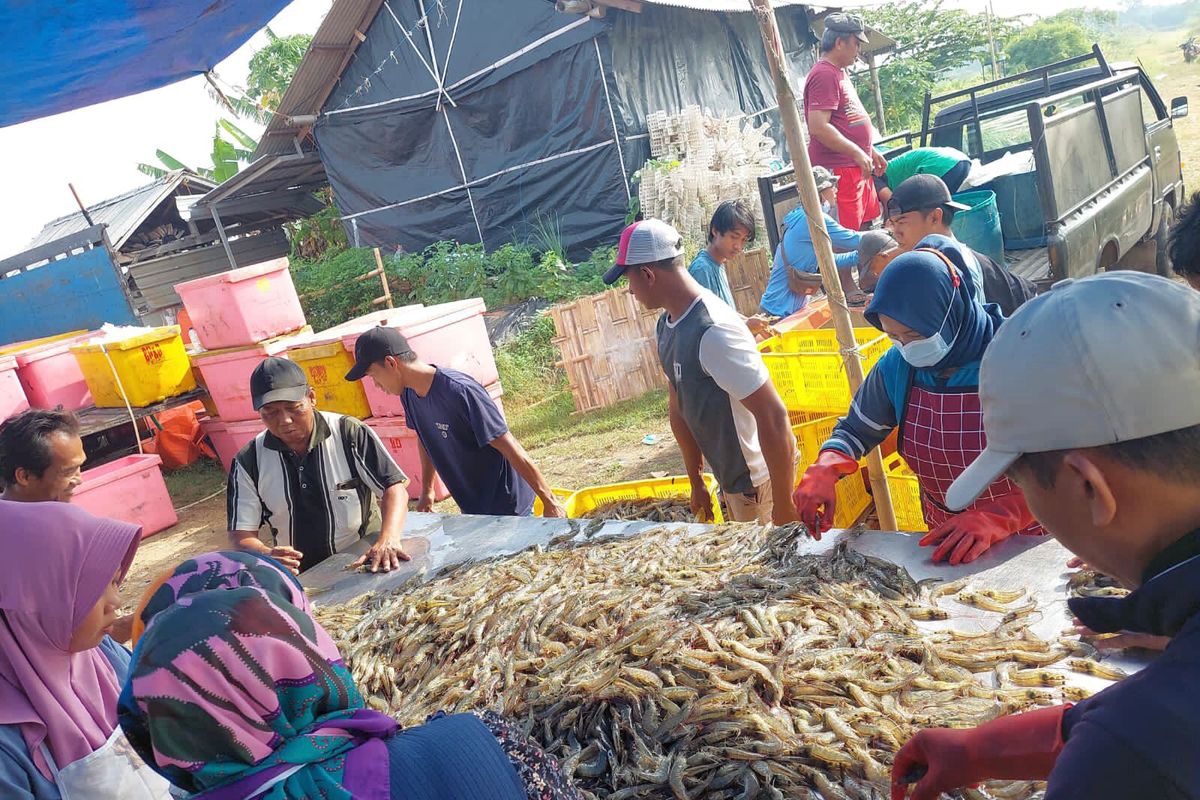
[0,500,141,778]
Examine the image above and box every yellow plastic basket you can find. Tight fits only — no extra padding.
[532,488,574,517]
[286,341,371,418]
[789,416,870,529]
[759,328,891,414]
[71,327,196,408]
[883,454,928,532]
[0,329,88,358]
[833,469,871,529]
[564,474,724,522]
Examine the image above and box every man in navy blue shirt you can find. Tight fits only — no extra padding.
[345,326,565,517]
[891,273,1200,800]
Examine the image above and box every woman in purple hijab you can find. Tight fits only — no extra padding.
[0,499,171,799]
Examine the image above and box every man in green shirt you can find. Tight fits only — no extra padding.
[878,146,971,208]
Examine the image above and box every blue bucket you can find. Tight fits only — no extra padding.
[949,190,1005,265]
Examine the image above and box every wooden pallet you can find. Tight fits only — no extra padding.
[726,247,772,318]
[550,287,665,413]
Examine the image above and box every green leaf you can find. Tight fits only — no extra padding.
[154,150,191,171]
[137,163,169,179]
[219,118,259,149]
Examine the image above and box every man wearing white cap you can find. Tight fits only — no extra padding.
[891,271,1200,800]
[603,219,799,525]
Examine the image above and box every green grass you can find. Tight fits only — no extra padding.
[162,459,227,508]
[508,389,669,450]
[494,316,566,401]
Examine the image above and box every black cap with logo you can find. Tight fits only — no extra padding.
[250,357,310,411]
[344,326,416,381]
[887,174,972,217]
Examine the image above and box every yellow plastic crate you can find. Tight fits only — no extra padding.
[883,454,928,532]
[564,474,724,523]
[532,488,574,517]
[789,416,870,530]
[833,469,871,529]
[759,328,891,414]
[286,341,371,418]
[71,327,196,408]
[0,329,87,358]
[791,414,841,474]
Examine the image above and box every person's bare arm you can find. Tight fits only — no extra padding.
[807,109,871,172]
[230,531,303,575]
[351,483,411,572]
[738,382,799,525]
[415,439,439,512]
[488,432,565,517]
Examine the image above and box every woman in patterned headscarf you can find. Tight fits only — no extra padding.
[119,551,580,800]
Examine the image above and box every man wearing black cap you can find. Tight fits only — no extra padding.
[887,174,1037,315]
[227,357,412,574]
[344,327,565,519]
[806,12,886,231]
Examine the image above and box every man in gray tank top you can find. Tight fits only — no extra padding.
[603,219,799,524]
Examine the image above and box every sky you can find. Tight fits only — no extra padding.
[0,0,1165,258]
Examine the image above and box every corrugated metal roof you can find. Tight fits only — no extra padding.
[254,0,386,158]
[26,171,215,252]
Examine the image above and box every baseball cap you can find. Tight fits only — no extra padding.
[344,326,416,381]
[858,229,898,267]
[946,272,1200,510]
[887,174,971,217]
[602,219,685,284]
[824,12,871,44]
[813,166,840,193]
[250,357,309,411]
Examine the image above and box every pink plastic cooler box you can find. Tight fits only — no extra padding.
[15,332,98,411]
[341,300,499,417]
[72,454,178,538]
[200,417,266,471]
[365,418,450,501]
[175,259,307,350]
[0,356,29,421]
[191,328,314,422]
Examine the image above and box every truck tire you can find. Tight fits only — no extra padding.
[1155,206,1173,278]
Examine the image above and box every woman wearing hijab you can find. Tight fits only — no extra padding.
[0,500,171,799]
[792,248,1042,564]
[120,551,581,800]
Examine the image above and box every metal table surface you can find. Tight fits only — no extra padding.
[301,513,1154,693]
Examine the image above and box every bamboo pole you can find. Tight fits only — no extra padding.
[867,53,887,136]
[373,247,394,308]
[750,0,897,531]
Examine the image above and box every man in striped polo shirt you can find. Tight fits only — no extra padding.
[603,219,799,525]
[227,357,411,574]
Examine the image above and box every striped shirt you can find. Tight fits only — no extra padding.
[227,411,407,572]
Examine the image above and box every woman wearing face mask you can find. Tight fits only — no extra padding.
[792,249,1043,564]
[0,500,171,799]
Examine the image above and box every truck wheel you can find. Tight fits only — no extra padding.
[1155,206,1174,278]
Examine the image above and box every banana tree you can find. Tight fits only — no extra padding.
[137,119,257,181]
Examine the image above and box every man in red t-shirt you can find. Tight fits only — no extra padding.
[804,13,885,231]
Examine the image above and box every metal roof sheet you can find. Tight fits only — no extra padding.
[25,171,215,252]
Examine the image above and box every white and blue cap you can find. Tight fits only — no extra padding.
[947,272,1200,510]
[602,219,685,284]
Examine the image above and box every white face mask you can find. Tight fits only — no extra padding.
[892,298,958,368]
[821,200,833,215]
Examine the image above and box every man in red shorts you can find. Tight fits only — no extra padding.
[804,13,885,231]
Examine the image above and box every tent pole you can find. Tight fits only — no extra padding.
[868,52,887,136]
[210,205,238,270]
[750,0,897,531]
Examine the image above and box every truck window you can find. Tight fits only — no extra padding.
[979,108,1031,154]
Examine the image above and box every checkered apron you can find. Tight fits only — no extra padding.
[899,382,1044,535]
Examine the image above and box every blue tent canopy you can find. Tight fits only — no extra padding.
[0,0,293,128]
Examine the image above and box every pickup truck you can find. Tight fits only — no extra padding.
[758,46,1188,286]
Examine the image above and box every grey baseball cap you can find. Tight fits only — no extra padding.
[824,12,871,44]
[812,166,840,193]
[858,229,898,268]
[946,272,1200,510]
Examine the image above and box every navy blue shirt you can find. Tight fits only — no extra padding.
[1049,529,1200,799]
[402,368,534,516]
[386,713,525,799]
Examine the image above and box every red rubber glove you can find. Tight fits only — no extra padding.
[919,492,1034,565]
[792,449,860,538]
[891,704,1070,800]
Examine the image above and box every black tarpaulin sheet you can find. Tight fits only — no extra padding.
[315,0,815,256]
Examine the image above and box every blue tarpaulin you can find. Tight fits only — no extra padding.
[0,0,293,128]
